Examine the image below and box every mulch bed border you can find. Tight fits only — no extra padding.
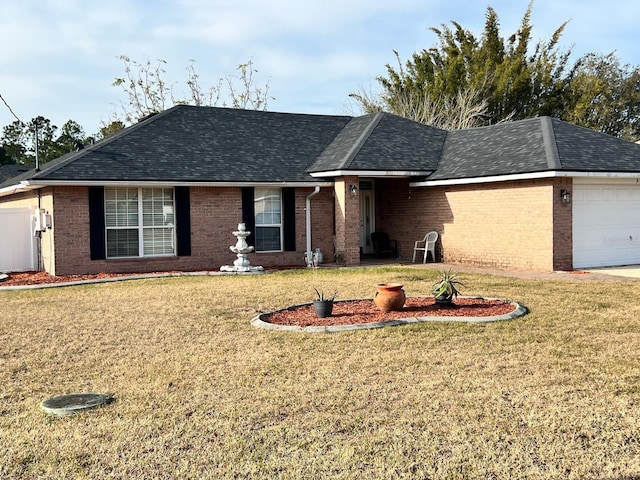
[251,296,528,333]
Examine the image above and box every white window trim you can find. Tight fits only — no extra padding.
[255,188,283,253]
[105,187,176,259]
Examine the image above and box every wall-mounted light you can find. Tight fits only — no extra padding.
[349,184,358,197]
[560,189,571,204]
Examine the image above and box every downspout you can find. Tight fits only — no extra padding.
[305,186,321,266]
[36,189,42,272]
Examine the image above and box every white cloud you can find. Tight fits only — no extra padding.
[0,0,638,135]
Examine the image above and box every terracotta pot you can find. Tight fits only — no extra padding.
[374,283,406,312]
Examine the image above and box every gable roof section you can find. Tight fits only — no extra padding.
[4,106,640,194]
[9,105,352,185]
[307,112,445,176]
[424,117,640,183]
[551,118,640,172]
[430,117,552,181]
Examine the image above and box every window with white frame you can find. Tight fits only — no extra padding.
[254,187,282,252]
[105,187,175,258]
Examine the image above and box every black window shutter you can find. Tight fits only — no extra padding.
[282,187,296,251]
[241,187,256,246]
[88,186,106,260]
[175,186,191,256]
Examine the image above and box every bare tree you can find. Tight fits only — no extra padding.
[350,83,494,130]
[112,56,274,124]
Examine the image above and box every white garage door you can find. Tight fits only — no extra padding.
[573,184,640,268]
[0,207,37,272]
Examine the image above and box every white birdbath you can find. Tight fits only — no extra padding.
[220,223,264,273]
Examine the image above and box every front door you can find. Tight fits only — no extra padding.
[359,180,374,255]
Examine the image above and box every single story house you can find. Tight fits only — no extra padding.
[2,104,640,275]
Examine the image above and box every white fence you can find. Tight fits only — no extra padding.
[0,208,37,272]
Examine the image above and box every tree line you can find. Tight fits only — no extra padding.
[2,2,640,168]
[0,58,272,167]
[350,3,640,140]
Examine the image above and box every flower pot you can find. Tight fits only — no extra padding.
[313,300,334,318]
[435,295,453,306]
[374,283,406,312]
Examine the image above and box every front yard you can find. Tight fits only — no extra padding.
[1,266,639,479]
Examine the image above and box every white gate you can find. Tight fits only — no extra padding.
[0,207,37,272]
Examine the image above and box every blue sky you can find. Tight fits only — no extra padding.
[1,0,638,137]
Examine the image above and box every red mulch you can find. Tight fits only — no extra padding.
[0,270,206,286]
[0,267,305,287]
[263,297,516,327]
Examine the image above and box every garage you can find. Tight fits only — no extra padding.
[573,182,640,268]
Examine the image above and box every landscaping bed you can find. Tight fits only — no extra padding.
[262,296,516,327]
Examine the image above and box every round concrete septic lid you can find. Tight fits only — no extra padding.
[40,393,113,417]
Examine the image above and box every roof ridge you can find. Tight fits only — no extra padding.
[540,116,561,169]
[336,112,385,169]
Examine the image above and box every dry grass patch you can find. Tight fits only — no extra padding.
[2,267,640,479]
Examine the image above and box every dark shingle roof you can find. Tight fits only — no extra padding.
[306,114,380,172]
[429,117,640,181]
[348,113,446,171]
[307,112,445,173]
[4,106,640,189]
[431,118,551,180]
[551,118,640,172]
[22,105,352,184]
[0,164,32,184]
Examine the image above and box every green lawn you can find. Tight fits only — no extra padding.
[1,266,640,479]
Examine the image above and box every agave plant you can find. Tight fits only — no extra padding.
[314,287,338,302]
[311,256,338,302]
[431,270,464,302]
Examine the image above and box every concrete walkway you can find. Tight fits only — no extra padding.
[360,259,640,282]
[2,262,640,291]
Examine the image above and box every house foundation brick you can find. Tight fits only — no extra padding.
[0,185,337,276]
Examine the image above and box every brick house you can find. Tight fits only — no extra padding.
[2,104,640,275]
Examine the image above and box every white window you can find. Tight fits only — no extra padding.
[105,187,175,258]
[254,188,282,252]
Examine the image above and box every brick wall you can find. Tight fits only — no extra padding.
[334,177,361,264]
[375,177,571,271]
[2,179,573,275]
[29,185,336,276]
[552,178,573,270]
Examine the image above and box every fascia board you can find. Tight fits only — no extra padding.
[0,182,40,198]
[20,180,335,188]
[310,170,433,178]
[409,171,640,187]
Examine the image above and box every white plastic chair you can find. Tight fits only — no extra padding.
[413,231,438,263]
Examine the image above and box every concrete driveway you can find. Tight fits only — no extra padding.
[584,265,640,279]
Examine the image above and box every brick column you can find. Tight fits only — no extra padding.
[334,176,360,265]
[552,177,573,270]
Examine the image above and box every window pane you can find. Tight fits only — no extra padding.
[143,227,174,255]
[255,188,281,225]
[255,226,281,251]
[105,188,138,228]
[106,229,139,257]
[254,188,282,251]
[142,188,174,227]
[105,187,175,258]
